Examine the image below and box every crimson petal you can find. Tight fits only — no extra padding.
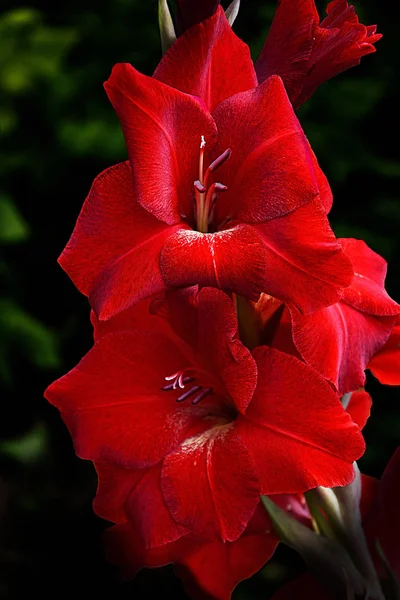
[161,428,260,542]
[59,162,178,319]
[154,7,257,112]
[291,302,396,393]
[197,288,258,413]
[104,63,217,224]
[346,390,372,431]
[340,239,400,316]
[45,331,204,468]
[212,75,319,224]
[255,199,354,315]
[160,225,268,302]
[368,320,400,385]
[106,511,278,600]
[236,347,365,494]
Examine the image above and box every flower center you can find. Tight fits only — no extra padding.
[162,368,213,405]
[194,136,231,233]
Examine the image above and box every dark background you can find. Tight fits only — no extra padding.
[0,0,399,598]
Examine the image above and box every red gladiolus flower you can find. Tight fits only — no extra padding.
[105,505,278,600]
[257,239,400,395]
[45,288,364,544]
[60,52,352,320]
[256,0,382,108]
[271,448,400,600]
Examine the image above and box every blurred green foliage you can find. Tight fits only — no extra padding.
[0,1,399,598]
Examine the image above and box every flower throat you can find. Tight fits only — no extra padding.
[194,136,231,233]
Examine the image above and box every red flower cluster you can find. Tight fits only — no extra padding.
[45,1,397,598]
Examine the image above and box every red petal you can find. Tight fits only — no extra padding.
[45,331,204,468]
[212,75,319,224]
[154,7,257,112]
[91,299,168,341]
[291,302,396,393]
[236,347,365,494]
[197,288,258,413]
[175,530,277,600]
[161,428,260,542]
[346,390,372,430]
[59,162,177,318]
[256,0,318,102]
[340,239,400,316]
[176,0,220,33]
[104,63,217,224]
[255,199,354,315]
[94,462,138,524]
[106,514,278,599]
[368,322,400,385]
[308,141,333,213]
[94,463,188,548]
[160,224,268,302]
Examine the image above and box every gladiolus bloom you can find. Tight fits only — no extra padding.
[45,289,364,545]
[256,0,382,108]
[60,57,352,320]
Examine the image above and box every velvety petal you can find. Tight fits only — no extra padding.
[197,288,258,413]
[346,390,372,430]
[94,463,188,548]
[236,347,365,495]
[294,0,382,107]
[340,239,400,316]
[176,0,220,33]
[255,199,354,315]
[154,7,257,112]
[160,224,268,302]
[94,462,138,524]
[308,141,333,213]
[91,298,168,341]
[290,301,396,394]
[174,529,278,600]
[161,427,260,542]
[45,331,207,468]
[368,321,400,385]
[256,0,318,100]
[104,63,218,224]
[58,162,179,318]
[106,513,278,600]
[212,75,319,225]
